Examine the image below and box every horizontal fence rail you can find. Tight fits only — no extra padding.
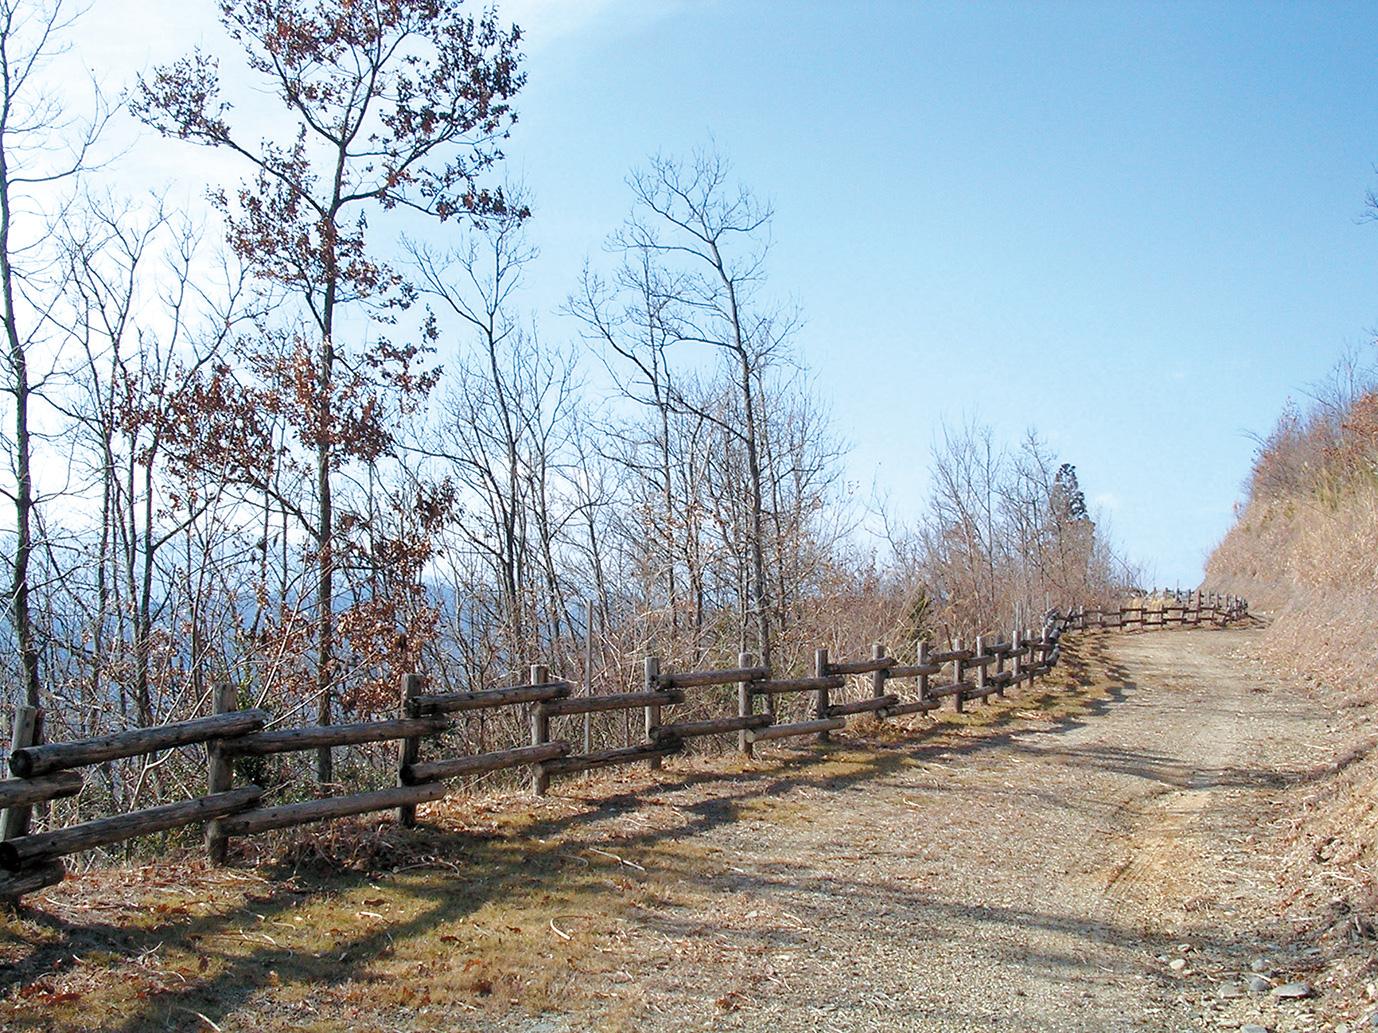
[0,592,1249,902]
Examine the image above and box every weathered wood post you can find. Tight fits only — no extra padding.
[917,640,930,705]
[644,657,662,770]
[2,706,41,842]
[1011,626,1022,690]
[398,672,424,824]
[952,637,965,714]
[205,678,237,863]
[974,635,988,704]
[870,642,887,721]
[994,633,1007,698]
[583,598,594,755]
[737,651,755,757]
[531,664,551,794]
[0,861,66,901]
[814,647,832,743]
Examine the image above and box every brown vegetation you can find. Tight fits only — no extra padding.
[1204,349,1378,995]
[1206,351,1378,691]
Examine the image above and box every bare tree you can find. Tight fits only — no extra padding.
[577,149,794,664]
[410,197,581,666]
[60,196,255,728]
[134,0,524,782]
[0,0,110,710]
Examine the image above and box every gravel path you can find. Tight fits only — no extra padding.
[529,627,1326,1032]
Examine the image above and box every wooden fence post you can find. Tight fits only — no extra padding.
[644,658,662,770]
[917,640,930,705]
[398,673,424,824]
[974,635,987,704]
[1010,626,1021,689]
[995,633,1007,697]
[205,679,237,863]
[870,642,887,720]
[737,651,755,757]
[814,647,832,742]
[583,598,594,756]
[532,664,551,793]
[2,707,41,842]
[952,637,965,714]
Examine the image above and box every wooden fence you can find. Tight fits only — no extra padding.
[1071,590,1249,631]
[0,591,1248,902]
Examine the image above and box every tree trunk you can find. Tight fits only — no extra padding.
[0,142,40,711]
[316,302,336,785]
[734,349,771,666]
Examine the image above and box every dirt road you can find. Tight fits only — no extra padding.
[513,627,1325,1033]
[1,627,1337,1032]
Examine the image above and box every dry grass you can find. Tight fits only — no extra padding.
[0,788,713,1031]
[1208,484,1378,601]
[1206,473,1378,1021]
[1207,479,1378,704]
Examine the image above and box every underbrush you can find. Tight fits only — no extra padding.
[1207,480,1378,699]
[1205,376,1378,1018]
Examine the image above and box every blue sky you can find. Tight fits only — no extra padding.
[74,0,1378,587]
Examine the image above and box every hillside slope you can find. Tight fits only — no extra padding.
[1204,380,1378,1003]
